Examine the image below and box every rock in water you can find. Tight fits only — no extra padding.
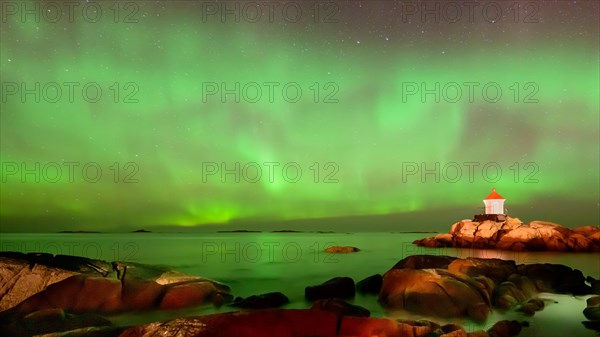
[118,309,441,337]
[356,274,383,294]
[0,252,232,318]
[379,268,491,322]
[311,298,370,317]
[229,292,289,309]
[305,277,355,301]
[324,246,360,253]
[414,218,600,252]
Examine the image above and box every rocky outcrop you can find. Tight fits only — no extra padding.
[117,309,525,337]
[305,277,355,301]
[324,246,360,253]
[414,218,600,252]
[379,255,594,322]
[517,263,591,294]
[0,252,231,318]
[229,292,289,309]
[356,274,383,294]
[379,268,492,322]
[0,308,119,337]
[311,298,370,317]
[583,295,600,332]
[493,274,537,309]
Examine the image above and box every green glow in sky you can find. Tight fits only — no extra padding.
[0,1,598,231]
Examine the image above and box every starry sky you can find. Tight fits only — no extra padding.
[0,1,598,232]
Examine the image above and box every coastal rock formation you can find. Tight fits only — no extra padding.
[356,274,383,294]
[118,309,524,337]
[305,277,355,301]
[324,246,360,253]
[379,268,492,321]
[311,298,370,317]
[583,295,600,332]
[379,255,594,321]
[414,218,600,252]
[0,252,231,318]
[229,292,289,309]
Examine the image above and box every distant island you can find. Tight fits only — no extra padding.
[414,217,600,252]
[131,229,152,233]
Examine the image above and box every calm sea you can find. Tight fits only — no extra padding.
[1,232,598,337]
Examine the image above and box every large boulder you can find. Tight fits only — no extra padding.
[415,218,600,252]
[391,255,457,270]
[448,258,517,284]
[493,274,537,309]
[379,268,491,321]
[305,277,355,301]
[311,298,370,317]
[229,292,289,309]
[517,263,591,295]
[118,309,440,337]
[356,274,383,294]
[0,252,231,319]
[324,246,360,253]
[583,296,600,332]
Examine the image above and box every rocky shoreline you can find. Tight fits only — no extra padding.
[413,217,600,252]
[0,251,598,336]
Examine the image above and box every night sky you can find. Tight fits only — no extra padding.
[0,1,598,232]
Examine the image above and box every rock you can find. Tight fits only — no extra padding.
[0,253,232,318]
[583,294,600,332]
[324,246,360,253]
[118,309,438,337]
[517,263,591,295]
[311,298,370,317]
[574,225,600,237]
[493,274,537,309]
[229,292,289,309]
[587,295,600,307]
[487,320,522,337]
[379,268,491,321]
[0,308,116,337]
[517,298,544,316]
[0,255,85,312]
[442,329,469,337]
[305,277,355,301]
[448,258,517,284]
[391,255,457,270]
[567,233,592,252]
[583,306,600,321]
[415,218,600,252]
[586,277,600,294]
[356,274,383,294]
[584,295,600,321]
[583,320,600,331]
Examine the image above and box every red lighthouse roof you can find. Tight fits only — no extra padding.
[484,188,505,200]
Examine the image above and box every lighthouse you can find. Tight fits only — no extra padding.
[484,188,505,214]
[474,188,506,222]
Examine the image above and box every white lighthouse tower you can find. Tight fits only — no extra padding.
[483,188,505,215]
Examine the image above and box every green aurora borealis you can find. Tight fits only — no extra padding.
[0,1,598,232]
